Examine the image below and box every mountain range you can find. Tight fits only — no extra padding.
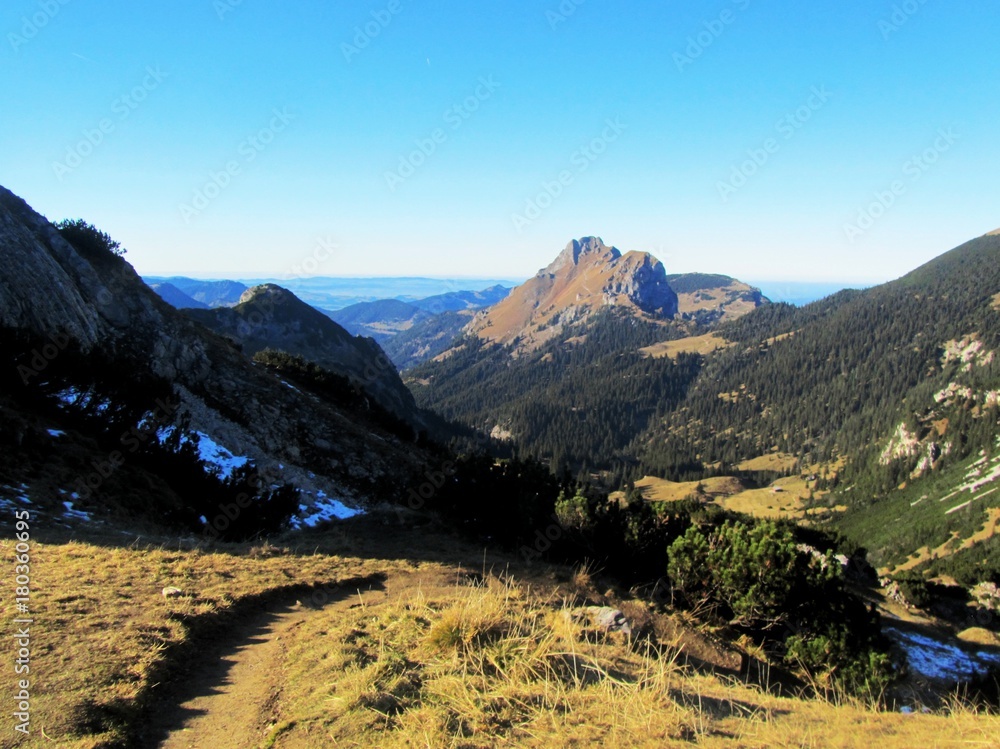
[409,230,1000,585]
[2,185,999,734]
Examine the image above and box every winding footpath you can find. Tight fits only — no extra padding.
[148,578,392,749]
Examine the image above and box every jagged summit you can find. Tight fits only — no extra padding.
[545,236,621,274]
[466,237,678,349]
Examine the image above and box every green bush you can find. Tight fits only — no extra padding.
[55,219,126,263]
[893,571,932,609]
[668,518,891,695]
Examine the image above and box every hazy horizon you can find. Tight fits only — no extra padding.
[4,1,997,282]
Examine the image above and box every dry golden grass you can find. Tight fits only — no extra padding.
[0,523,452,748]
[957,627,1000,647]
[737,453,800,473]
[716,477,812,520]
[624,457,849,522]
[618,475,745,503]
[3,520,999,748]
[640,333,733,360]
[890,508,1000,574]
[269,574,1000,749]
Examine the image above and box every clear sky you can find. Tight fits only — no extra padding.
[2,0,998,283]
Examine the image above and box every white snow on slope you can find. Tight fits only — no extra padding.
[886,627,1000,682]
[192,432,250,478]
[54,387,111,413]
[291,490,364,529]
[155,427,250,479]
[62,501,93,522]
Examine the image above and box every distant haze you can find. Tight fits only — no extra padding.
[749,281,868,307]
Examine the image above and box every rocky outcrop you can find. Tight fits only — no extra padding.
[602,251,676,316]
[467,237,679,348]
[544,236,620,273]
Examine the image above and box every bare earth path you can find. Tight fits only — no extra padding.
[147,576,392,749]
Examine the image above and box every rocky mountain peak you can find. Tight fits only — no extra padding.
[466,237,678,349]
[238,283,299,306]
[546,236,621,274]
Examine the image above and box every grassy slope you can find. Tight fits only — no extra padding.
[834,443,1000,571]
[2,516,999,749]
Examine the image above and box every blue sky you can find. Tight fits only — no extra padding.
[2,0,998,283]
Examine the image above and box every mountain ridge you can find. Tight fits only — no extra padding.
[184,284,421,423]
[0,186,431,531]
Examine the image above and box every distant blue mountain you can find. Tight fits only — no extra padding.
[329,299,422,330]
[411,284,511,314]
[326,284,513,365]
[143,277,248,307]
[238,277,522,312]
[148,282,209,310]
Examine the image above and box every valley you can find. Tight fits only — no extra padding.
[6,3,998,745]
[0,189,998,747]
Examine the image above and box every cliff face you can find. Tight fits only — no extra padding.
[0,186,426,522]
[0,187,151,351]
[466,237,679,349]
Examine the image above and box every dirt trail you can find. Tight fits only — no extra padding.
[149,576,391,749]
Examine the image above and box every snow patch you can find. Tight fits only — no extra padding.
[0,497,19,513]
[46,429,66,438]
[886,627,1000,682]
[290,490,364,529]
[155,427,250,479]
[54,387,111,413]
[192,432,250,479]
[62,501,93,522]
